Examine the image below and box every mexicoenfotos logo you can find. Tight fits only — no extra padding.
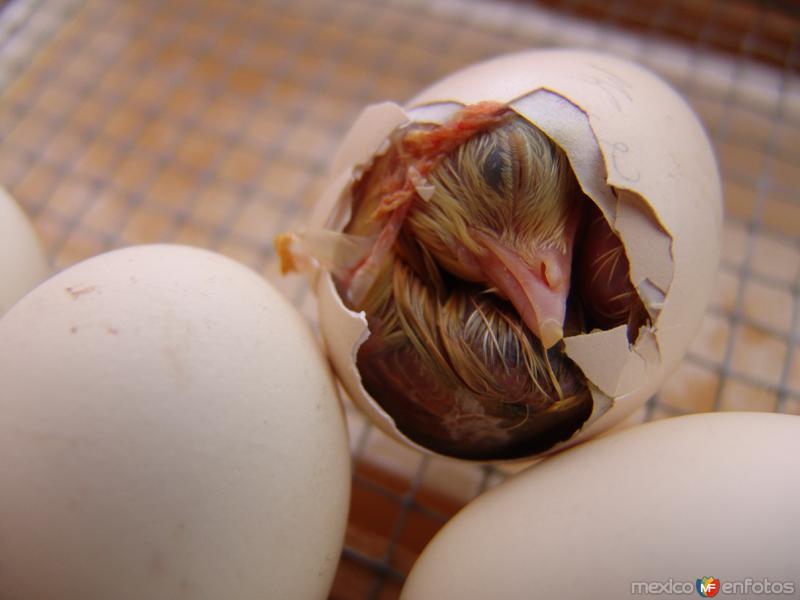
[631,577,796,596]
[696,577,720,597]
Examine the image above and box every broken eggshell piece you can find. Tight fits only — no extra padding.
[307,49,721,461]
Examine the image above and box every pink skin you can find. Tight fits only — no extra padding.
[461,209,580,349]
[345,201,411,307]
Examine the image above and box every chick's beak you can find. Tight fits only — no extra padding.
[469,213,578,349]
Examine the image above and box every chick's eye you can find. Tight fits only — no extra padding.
[482,146,506,193]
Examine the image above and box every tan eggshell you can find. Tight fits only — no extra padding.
[0,186,48,315]
[0,245,350,600]
[312,49,721,460]
[402,412,800,600]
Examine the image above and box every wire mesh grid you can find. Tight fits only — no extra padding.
[0,0,798,598]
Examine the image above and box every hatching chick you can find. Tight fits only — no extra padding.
[275,103,644,458]
[329,109,595,458]
[341,109,581,350]
[404,116,581,349]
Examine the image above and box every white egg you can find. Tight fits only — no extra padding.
[0,244,350,600]
[296,49,722,461]
[402,412,800,600]
[0,186,48,314]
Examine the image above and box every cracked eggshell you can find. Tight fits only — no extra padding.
[0,186,48,315]
[0,245,350,600]
[401,412,800,600]
[313,49,722,461]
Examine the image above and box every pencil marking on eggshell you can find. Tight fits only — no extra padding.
[65,285,97,300]
[578,64,633,111]
[608,141,641,183]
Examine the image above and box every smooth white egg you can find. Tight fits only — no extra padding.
[0,186,48,314]
[0,244,350,600]
[402,412,800,600]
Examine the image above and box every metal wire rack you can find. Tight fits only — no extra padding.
[0,0,797,598]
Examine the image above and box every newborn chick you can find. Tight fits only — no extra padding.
[404,116,580,349]
[343,105,580,350]
[337,107,593,458]
[275,103,644,458]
